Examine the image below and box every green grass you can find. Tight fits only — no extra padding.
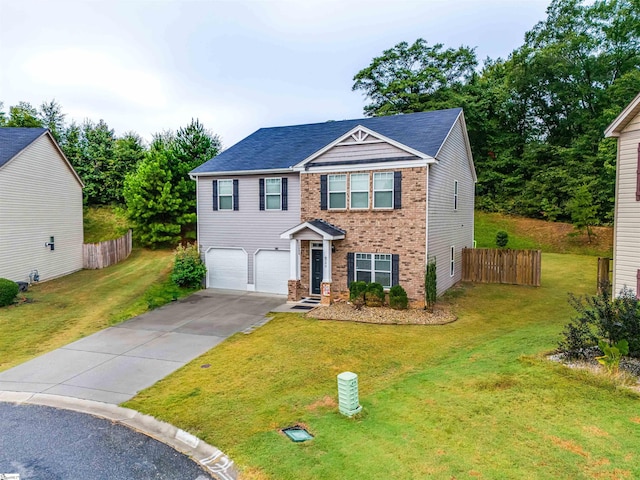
[83,205,130,243]
[0,249,185,371]
[124,253,640,479]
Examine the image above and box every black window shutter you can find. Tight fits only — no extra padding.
[212,180,218,211]
[392,254,400,286]
[347,252,354,288]
[282,177,288,210]
[259,178,265,211]
[636,144,640,201]
[233,179,239,211]
[637,269,640,300]
[394,171,402,209]
[320,175,328,210]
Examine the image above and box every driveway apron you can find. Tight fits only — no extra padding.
[0,290,285,404]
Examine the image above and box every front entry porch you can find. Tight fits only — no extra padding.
[280,219,346,305]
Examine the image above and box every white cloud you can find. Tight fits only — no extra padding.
[20,48,168,109]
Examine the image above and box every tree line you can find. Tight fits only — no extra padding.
[0,100,220,247]
[353,0,640,225]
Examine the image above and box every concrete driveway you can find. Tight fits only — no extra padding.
[0,290,285,404]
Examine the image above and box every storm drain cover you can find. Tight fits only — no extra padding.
[282,426,314,442]
[291,305,314,310]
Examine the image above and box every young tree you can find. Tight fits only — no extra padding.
[566,183,600,243]
[123,148,183,247]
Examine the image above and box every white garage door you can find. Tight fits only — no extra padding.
[206,248,247,290]
[255,250,290,295]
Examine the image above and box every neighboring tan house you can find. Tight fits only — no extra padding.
[605,92,640,298]
[191,108,476,304]
[0,128,84,283]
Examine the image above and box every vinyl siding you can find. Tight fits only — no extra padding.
[0,135,84,282]
[613,114,640,296]
[309,141,414,165]
[427,117,475,295]
[197,173,300,286]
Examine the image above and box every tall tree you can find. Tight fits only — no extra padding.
[6,102,42,127]
[39,100,66,142]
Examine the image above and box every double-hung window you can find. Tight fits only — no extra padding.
[350,173,369,209]
[373,172,394,208]
[355,253,392,288]
[265,178,282,210]
[218,179,233,210]
[454,180,459,210]
[328,174,347,209]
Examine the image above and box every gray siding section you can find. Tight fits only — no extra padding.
[427,117,475,295]
[613,115,640,296]
[197,172,300,286]
[310,141,414,165]
[0,135,84,282]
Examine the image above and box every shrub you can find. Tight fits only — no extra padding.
[365,282,385,307]
[0,278,19,307]
[596,339,629,375]
[349,281,367,302]
[425,258,437,312]
[558,286,640,358]
[389,284,408,310]
[171,243,207,288]
[496,230,509,248]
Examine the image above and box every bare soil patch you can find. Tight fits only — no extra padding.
[306,301,456,325]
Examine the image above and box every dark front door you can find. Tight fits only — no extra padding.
[311,249,323,295]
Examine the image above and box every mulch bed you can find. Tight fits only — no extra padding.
[306,300,456,325]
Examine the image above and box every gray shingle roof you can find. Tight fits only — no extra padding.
[191,108,462,174]
[308,219,346,237]
[0,128,48,168]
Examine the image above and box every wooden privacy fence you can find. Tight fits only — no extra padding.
[597,257,612,294]
[83,229,133,269]
[462,248,542,287]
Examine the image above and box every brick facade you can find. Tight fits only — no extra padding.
[299,167,427,301]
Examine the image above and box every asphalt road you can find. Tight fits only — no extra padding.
[0,403,212,479]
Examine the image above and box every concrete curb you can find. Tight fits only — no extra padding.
[0,391,237,480]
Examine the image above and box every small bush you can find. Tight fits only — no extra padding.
[349,281,367,302]
[365,282,385,307]
[389,284,408,310]
[496,230,509,248]
[425,259,437,312]
[171,243,207,288]
[0,278,19,307]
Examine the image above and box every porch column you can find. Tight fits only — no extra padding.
[287,238,303,302]
[321,239,333,305]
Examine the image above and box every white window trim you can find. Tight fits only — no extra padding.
[355,252,392,288]
[265,177,282,211]
[450,246,455,277]
[373,172,394,209]
[454,180,459,211]
[350,173,370,210]
[328,174,347,210]
[218,179,234,210]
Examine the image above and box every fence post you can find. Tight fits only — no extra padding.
[596,257,612,295]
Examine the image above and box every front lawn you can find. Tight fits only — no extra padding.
[0,249,175,371]
[125,253,640,479]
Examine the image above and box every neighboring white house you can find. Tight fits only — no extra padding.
[0,128,84,283]
[605,92,640,297]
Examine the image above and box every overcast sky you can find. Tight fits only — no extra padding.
[0,0,550,148]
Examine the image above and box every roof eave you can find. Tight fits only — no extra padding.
[191,167,294,177]
[605,91,640,138]
[280,222,345,240]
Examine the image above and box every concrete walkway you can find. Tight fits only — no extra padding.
[0,290,285,404]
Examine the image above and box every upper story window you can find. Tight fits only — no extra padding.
[373,172,394,209]
[218,179,233,210]
[265,178,282,210]
[454,180,459,210]
[350,173,369,209]
[328,174,347,209]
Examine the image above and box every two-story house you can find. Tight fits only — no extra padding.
[191,108,476,304]
[605,91,640,297]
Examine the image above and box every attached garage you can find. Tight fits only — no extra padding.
[254,249,290,295]
[206,247,247,290]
